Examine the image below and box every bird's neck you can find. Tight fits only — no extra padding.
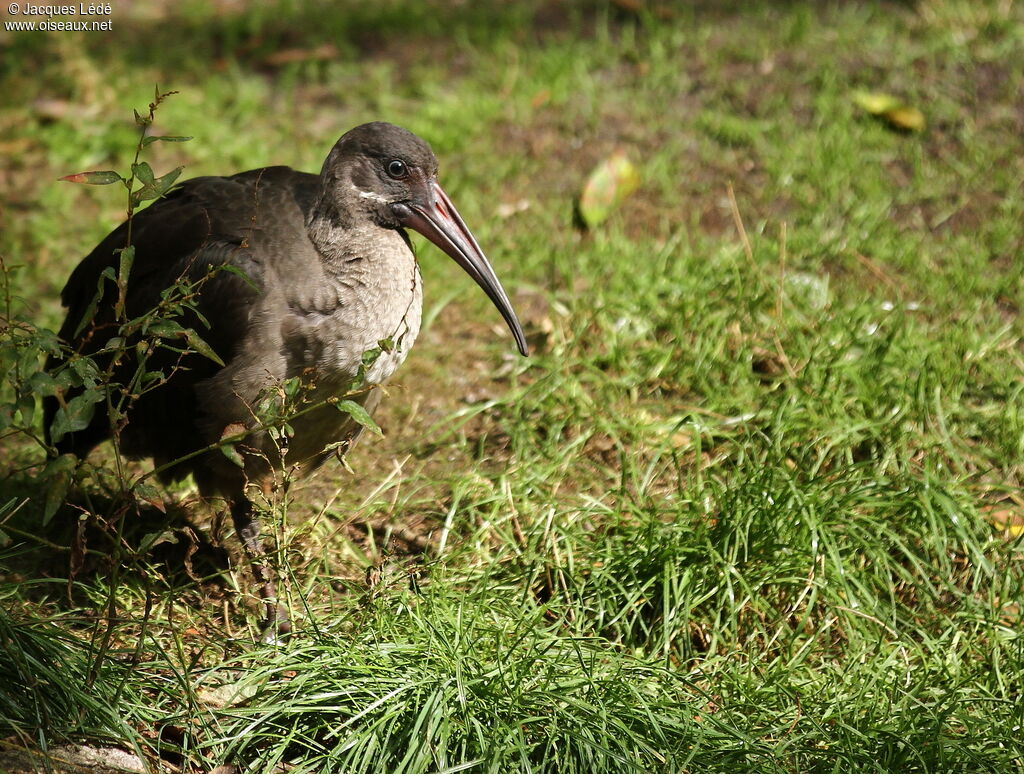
[304,191,414,280]
[305,191,358,260]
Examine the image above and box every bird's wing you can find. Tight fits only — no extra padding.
[49,167,321,463]
[58,166,320,365]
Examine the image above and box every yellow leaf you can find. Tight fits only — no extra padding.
[852,91,926,132]
[885,106,926,132]
[577,150,640,228]
[852,91,902,115]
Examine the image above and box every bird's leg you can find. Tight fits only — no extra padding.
[230,499,291,640]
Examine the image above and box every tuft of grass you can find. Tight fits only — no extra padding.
[0,571,149,758]
[198,598,702,773]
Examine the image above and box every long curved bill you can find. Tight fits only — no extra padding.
[393,180,529,357]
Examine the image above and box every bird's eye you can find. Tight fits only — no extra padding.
[386,159,408,179]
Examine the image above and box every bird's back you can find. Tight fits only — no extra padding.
[58,166,319,345]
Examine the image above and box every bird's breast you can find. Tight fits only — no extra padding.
[281,234,423,390]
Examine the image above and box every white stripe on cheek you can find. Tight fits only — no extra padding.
[351,184,390,204]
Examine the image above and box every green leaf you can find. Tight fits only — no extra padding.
[133,482,167,513]
[16,392,34,425]
[221,441,245,468]
[27,371,58,397]
[143,318,223,365]
[146,319,186,338]
[153,166,184,196]
[131,162,155,185]
[217,263,258,289]
[130,166,183,208]
[33,328,63,356]
[361,347,383,368]
[17,344,40,375]
[139,369,166,387]
[219,423,247,468]
[334,399,383,436]
[283,376,303,399]
[142,135,193,147]
[41,454,77,525]
[139,530,177,552]
[69,355,101,383]
[115,245,135,319]
[49,387,103,444]
[59,170,123,185]
[53,366,77,391]
[577,150,641,228]
[184,328,225,366]
[72,266,115,338]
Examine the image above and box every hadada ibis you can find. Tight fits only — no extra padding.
[45,122,528,635]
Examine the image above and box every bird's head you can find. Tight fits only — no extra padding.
[320,122,528,357]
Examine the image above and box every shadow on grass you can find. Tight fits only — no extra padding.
[0,469,231,612]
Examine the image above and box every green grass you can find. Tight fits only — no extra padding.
[1,0,1023,771]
